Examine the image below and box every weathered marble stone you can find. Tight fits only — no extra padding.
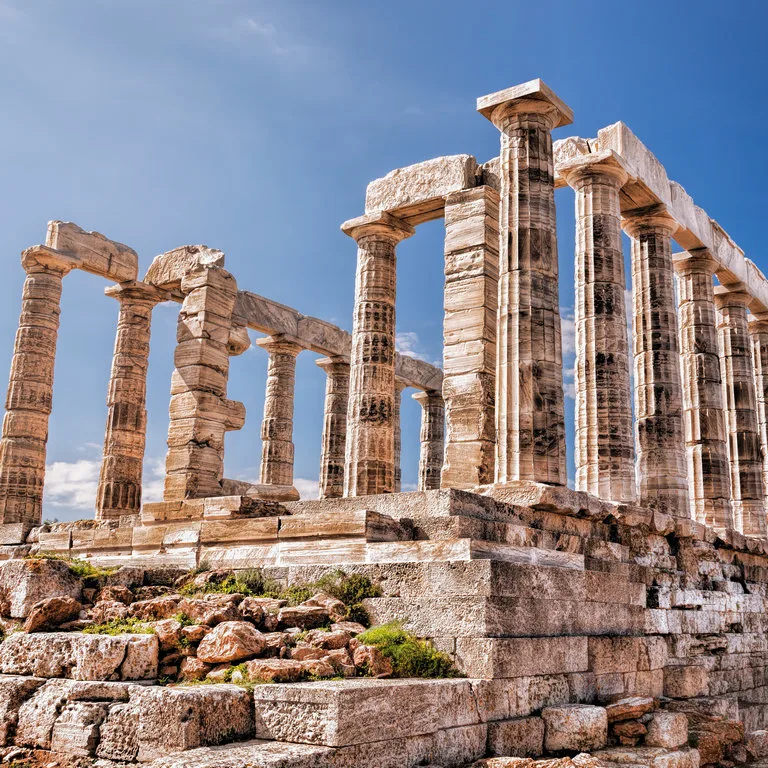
[0,558,81,618]
[196,620,266,663]
[317,356,350,499]
[749,316,768,519]
[143,244,226,290]
[413,390,445,492]
[393,379,407,493]
[646,712,689,748]
[541,704,607,752]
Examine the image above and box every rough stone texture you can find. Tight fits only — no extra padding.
[715,287,766,537]
[196,620,266,663]
[646,712,689,748]
[23,595,81,632]
[97,281,167,520]
[560,153,635,503]
[487,716,545,757]
[393,379,407,493]
[257,335,303,501]
[674,252,733,532]
[317,356,349,499]
[478,80,568,486]
[143,244,226,290]
[441,186,499,489]
[0,675,45,746]
[750,318,768,518]
[542,704,608,752]
[624,207,689,516]
[0,558,81,618]
[341,212,414,496]
[413,389,445,491]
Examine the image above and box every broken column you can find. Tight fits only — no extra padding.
[164,265,245,501]
[96,282,168,520]
[477,79,571,485]
[673,252,733,532]
[441,186,499,489]
[256,335,302,501]
[715,286,766,537]
[413,389,445,491]
[0,246,77,533]
[316,356,350,499]
[560,152,635,503]
[393,379,407,493]
[623,206,689,516]
[749,315,768,516]
[341,212,414,496]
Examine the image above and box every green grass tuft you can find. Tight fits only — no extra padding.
[82,617,155,635]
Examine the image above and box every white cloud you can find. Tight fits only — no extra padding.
[213,16,318,62]
[562,365,576,400]
[560,308,575,358]
[294,477,319,500]
[142,458,166,504]
[45,459,100,510]
[396,331,441,368]
[0,3,22,21]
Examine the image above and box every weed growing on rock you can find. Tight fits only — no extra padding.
[82,617,155,635]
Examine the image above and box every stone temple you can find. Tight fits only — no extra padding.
[0,79,767,767]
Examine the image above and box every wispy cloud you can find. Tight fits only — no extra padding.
[294,477,319,499]
[560,308,575,358]
[396,331,441,368]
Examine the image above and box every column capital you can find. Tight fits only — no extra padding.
[622,205,678,238]
[104,280,170,305]
[714,285,751,310]
[673,249,718,276]
[477,78,573,129]
[558,150,630,189]
[341,211,414,244]
[316,355,350,373]
[748,316,768,334]
[412,389,442,407]
[21,245,79,276]
[255,334,304,357]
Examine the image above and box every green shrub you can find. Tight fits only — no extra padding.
[358,622,459,678]
[82,617,155,636]
[174,612,195,627]
[180,571,282,599]
[25,552,117,587]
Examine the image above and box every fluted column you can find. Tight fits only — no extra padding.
[560,152,635,502]
[317,356,349,499]
[673,252,732,532]
[257,336,302,500]
[477,80,572,485]
[749,316,768,518]
[341,212,414,497]
[624,206,689,516]
[715,287,765,537]
[413,389,445,491]
[0,246,77,533]
[96,282,167,520]
[393,379,407,493]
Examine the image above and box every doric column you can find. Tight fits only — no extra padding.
[341,212,414,497]
[164,266,245,501]
[256,335,302,500]
[477,80,572,485]
[316,356,349,499]
[96,282,167,520]
[673,252,733,532]
[749,315,768,517]
[413,389,445,491]
[393,379,407,493]
[560,152,635,503]
[623,206,688,516]
[715,287,766,537]
[442,186,499,489]
[0,246,77,533]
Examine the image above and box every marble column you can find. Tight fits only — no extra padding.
[477,80,571,486]
[164,266,245,501]
[341,212,414,497]
[0,246,77,533]
[442,186,499,489]
[715,287,766,537]
[257,336,302,500]
[96,282,166,520]
[317,356,350,499]
[673,252,733,532]
[749,315,768,518]
[560,153,635,503]
[623,206,689,516]
[393,379,407,493]
[413,389,445,491]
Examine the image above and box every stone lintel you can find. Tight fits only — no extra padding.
[476,78,573,128]
[21,244,80,274]
[104,280,171,304]
[341,211,415,242]
[558,149,631,187]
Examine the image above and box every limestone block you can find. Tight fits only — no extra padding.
[646,712,689,748]
[488,716,545,757]
[605,696,655,722]
[196,620,266,663]
[50,700,110,756]
[46,220,138,282]
[664,666,709,698]
[143,244,225,289]
[96,702,139,761]
[0,674,45,745]
[542,704,608,752]
[0,558,81,618]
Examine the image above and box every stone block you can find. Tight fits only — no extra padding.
[664,666,709,698]
[542,704,608,752]
[0,558,81,618]
[50,700,109,756]
[0,674,45,745]
[646,712,689,748]
[487,716,544,757]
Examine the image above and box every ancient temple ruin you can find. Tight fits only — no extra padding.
[1,79,768,767]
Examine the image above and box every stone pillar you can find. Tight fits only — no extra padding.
[623,206,689,516]
[441,186,499,489]
[560,153,635,503]
[164,266,245,501]
[0,246,77,533]
[477,80,571,486]
[715,287,766,537]
[393,379,407,493]
[256,335,302,501]
[341,212,414,497]
[317,356,350,499]
[749,315,768,518]
[96,282,167,520]
[413,389,445,491]
[673,252,733,532]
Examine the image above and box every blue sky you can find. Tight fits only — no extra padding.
[0,0,765,520]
